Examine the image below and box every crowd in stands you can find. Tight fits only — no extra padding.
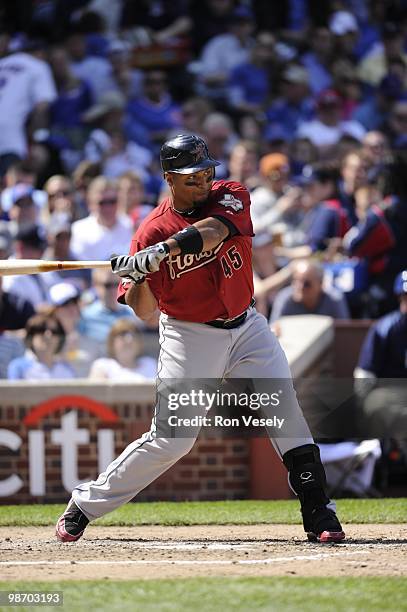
[0,0,406,389]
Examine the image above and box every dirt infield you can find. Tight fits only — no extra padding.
[0,525,406,580]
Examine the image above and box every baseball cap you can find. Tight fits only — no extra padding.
[317,89,341,109]
[260,153,290,177]
[282,65,309,85]
[15,224,47,249]
[295,164,338,186]
[394,270,407,295]
[329,11,358,36]
[49,282,80,307]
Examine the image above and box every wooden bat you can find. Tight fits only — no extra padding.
[0,259,112,276]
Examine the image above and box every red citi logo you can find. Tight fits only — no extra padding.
[0,396,118,497]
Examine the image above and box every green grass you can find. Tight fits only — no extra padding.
[0,498,406,527]
[0,578,406,612]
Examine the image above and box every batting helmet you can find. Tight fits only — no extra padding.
[394,270,407,295]
[160,134,220,174]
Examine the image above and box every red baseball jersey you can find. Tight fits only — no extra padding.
[117,180,254,322]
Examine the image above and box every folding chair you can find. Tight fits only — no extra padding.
[318,439,382,498]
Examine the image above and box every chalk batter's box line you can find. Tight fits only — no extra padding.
[0,551,365,566]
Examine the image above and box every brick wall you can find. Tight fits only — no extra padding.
[0,383,253,504]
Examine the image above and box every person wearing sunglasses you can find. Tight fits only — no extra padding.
[270,259,349,323]
[80,269,136,344]
[88,318,156,381]
[70,176,133,261]
[7,312,75,380]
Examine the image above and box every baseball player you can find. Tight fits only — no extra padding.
[56,134,345,543]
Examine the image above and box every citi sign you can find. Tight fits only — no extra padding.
[0,396,118,497]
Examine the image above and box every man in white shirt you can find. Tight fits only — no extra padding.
[71,176,133,261]
[297,89,365,151]
[0,47,57,171]
[193,6,255,101]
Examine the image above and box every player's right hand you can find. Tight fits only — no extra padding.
[110,255,146,284]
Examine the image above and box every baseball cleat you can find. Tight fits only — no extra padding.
[56,499,89,542]
[306,506,345,543]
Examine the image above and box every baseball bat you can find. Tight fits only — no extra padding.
[0,259,112,276]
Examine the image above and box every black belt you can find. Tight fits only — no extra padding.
[205,298,255,330]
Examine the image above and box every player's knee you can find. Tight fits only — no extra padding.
[157,436,196,461]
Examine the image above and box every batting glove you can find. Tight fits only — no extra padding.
[110,255,146,284]
[111,242,170,279]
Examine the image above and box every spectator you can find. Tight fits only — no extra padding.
[330,60,362,120]
[228,31,276,115]
[261,123,292,157]
[117,172,153,231]
[83,91,153,179]
[190,0,236,55]
[1,160,47,214]
[193,6,255,102]
[251,153,302,237]
[44,213,91,290]
[343,191,407,317]
[266,64,314,139]
[355,270,407,380]
[126,69,182,151]
[2,224,59,308]
[354,271,407,437]
[120,0,192,46]
[338,150,369,226]
[0,274,34,331]
[385,100,407,149]
[89,318,156,380]
[7,312,75,380]
[352,73,404,131]
[328,10,359,61]
[227,140,261,191]
[3,184,41,232]
[353,183,382,223]
[50,282,100,377]
[70,176,133,261]
[357,23,407,87]
[106,40,143,100]
[71,159,102,212]
[270,259,350,322]
[301,27,333,95]
[65,29,115,101]
[48,46,93,150]
[80,268,134,344]
[178,97,213,137]
[289,137,319,178]
[0,41,57,175]
[252,231,278,308]
[43,175,82,222]
[0,330,24,379]
[297,89,366,152]
[361,131,390,170]
[299,163,353,253]
[202,112,236,179]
